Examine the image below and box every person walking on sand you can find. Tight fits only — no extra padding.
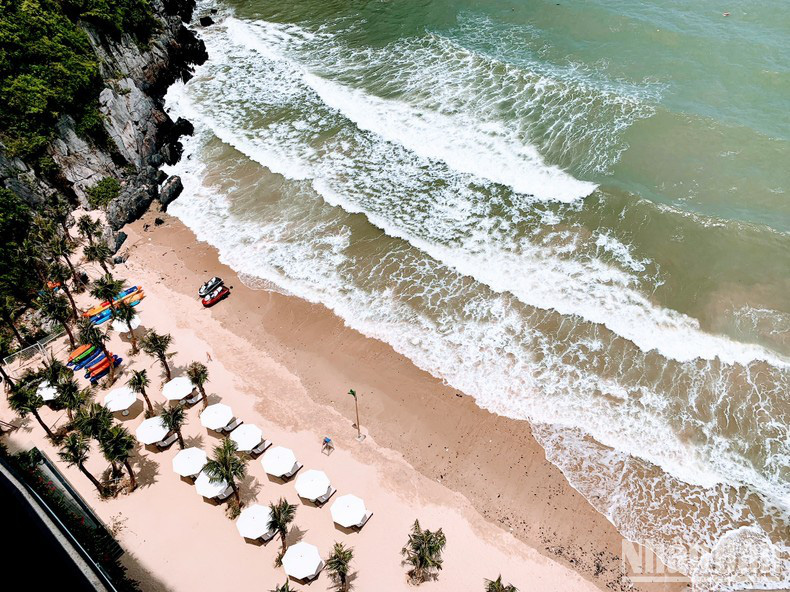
[206,351,212,362]
[322,436,334,454]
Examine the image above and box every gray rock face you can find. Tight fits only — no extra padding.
[0,146,55,208]
[159,175,183,208]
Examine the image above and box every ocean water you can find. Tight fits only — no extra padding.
[163,0,790,588]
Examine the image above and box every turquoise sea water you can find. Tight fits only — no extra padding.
[163,0,789,587]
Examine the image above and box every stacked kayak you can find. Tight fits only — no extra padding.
[82,286,146,325]
[65,345,123,384]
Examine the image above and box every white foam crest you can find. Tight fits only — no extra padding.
[163,122,789,589]
[187,16,789,369]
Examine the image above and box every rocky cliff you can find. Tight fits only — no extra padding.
[0,0,207,233]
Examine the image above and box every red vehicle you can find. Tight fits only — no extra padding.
[202,286,230,308]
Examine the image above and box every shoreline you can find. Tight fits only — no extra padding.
[120,209,682,591]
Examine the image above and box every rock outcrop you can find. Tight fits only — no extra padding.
[159,175,183,208]
[2,0,207,229]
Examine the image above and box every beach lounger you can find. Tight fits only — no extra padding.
[215,484,234,501]
[251,439,271,455]
[282,462,303,480]
[261,529,276,543]
[156,432,178,449]
[185,391,203,405]
[222,417,242,432]
[315,487,336,506]
[357,511,373,529]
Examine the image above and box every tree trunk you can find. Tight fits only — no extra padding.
[142,391,153,417]
[99,260,109,274]
[63,322,76,348]
[1,310,26,347]
[200,385,208,408]
[0,365,15,390]
[62,254,80,287]
[80,464,104,496]
[160,357,171,380]
[126,322,138,353]
[232,483,240,505]
[32,409,54,439]
[102,345,116,383]
[176,429,184,449]
[61,283,79,319]
[281,531,288,553]
[124,459,136,491]
[60,220,74,244]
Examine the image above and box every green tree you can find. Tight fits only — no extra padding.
[59,432,104,495]
[140,330,173,380]
[0,189,38,300]
[48,234,81,286]
[267,497,297,553]
[36,289,76,347]
[270,583,294,592]
[204,438,247,505]
[0,334,16,388]
[160,404,187,449]
[78,319,114,382]
[484,575,518,592]
[186,361,209,408]
[77,215,102,245]
[326,542,354,592]
[90,273,125,305]
[401,519,447,584]
[86,177,120,209]
[9,384,54,439]
[40,356,69,386]
[111,300,138,353]
[46,195,75,244]
[99,424,137,490]
[73,402,113,441]
[0,293,26,347]
[84,240,114,274]
[48,261,79,318]
[55,376,90,420]
[127,369,153,416]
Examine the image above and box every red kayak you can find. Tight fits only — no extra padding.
[202,286,230,308]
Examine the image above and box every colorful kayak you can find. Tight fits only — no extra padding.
[85,355,119,378]
[91,293,145,325]
[82,286,140,317]
[73,349,105,371]
[69,345,96,365]
[89,358,122,384]
[68,344,93,362]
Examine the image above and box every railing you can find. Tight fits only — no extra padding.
[2,327,66,378]
[0,450,121,591]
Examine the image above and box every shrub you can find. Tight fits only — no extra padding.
[86,177,121,209]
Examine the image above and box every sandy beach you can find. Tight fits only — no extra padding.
[1,209,683,591]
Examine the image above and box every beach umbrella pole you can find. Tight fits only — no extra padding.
[349,388,365,442]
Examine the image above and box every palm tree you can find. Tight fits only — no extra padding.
[127,369,153,416]
[40,356,69,387]
[59,433,104,495]
[268,497,297,553]
[186,361,209,408]
[77,215,102,246]
[99,424,137,491]
[160,404,187,449]
[78,319,114,383]
[141,330,173,380]
[204,438,247,505]
[111,300,138,353]
[0,293,27,346]
[90,273,125,306]
[49,234,81,286]
[48,261,79,318]
[484,575,518,592]
[36,290,75,347]
[0,334,15,389]
[401,519,447,584]
[47,195,75,243]
[84,241,114,274]
[9,385,54,439]
[326,542,354,592]
[73,402,113,441]
[270,583,294,592]
[55,377,90,420]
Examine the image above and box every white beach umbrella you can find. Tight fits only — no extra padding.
[162,376,195,401]
[331,494,368,528]
[295,470,331,501]
[110,315,140,333]
[195,470,228,498]
[200,403,233,430]
[37,381,58,402]
[235,504,273,539]
[229,424,263,452]
[282,542,323,581]
[261,446,298,478]
[135,416,169,445]
[103,386,137,413]
[172,447,207,478]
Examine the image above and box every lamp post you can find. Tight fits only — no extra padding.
[348,388,365,442]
